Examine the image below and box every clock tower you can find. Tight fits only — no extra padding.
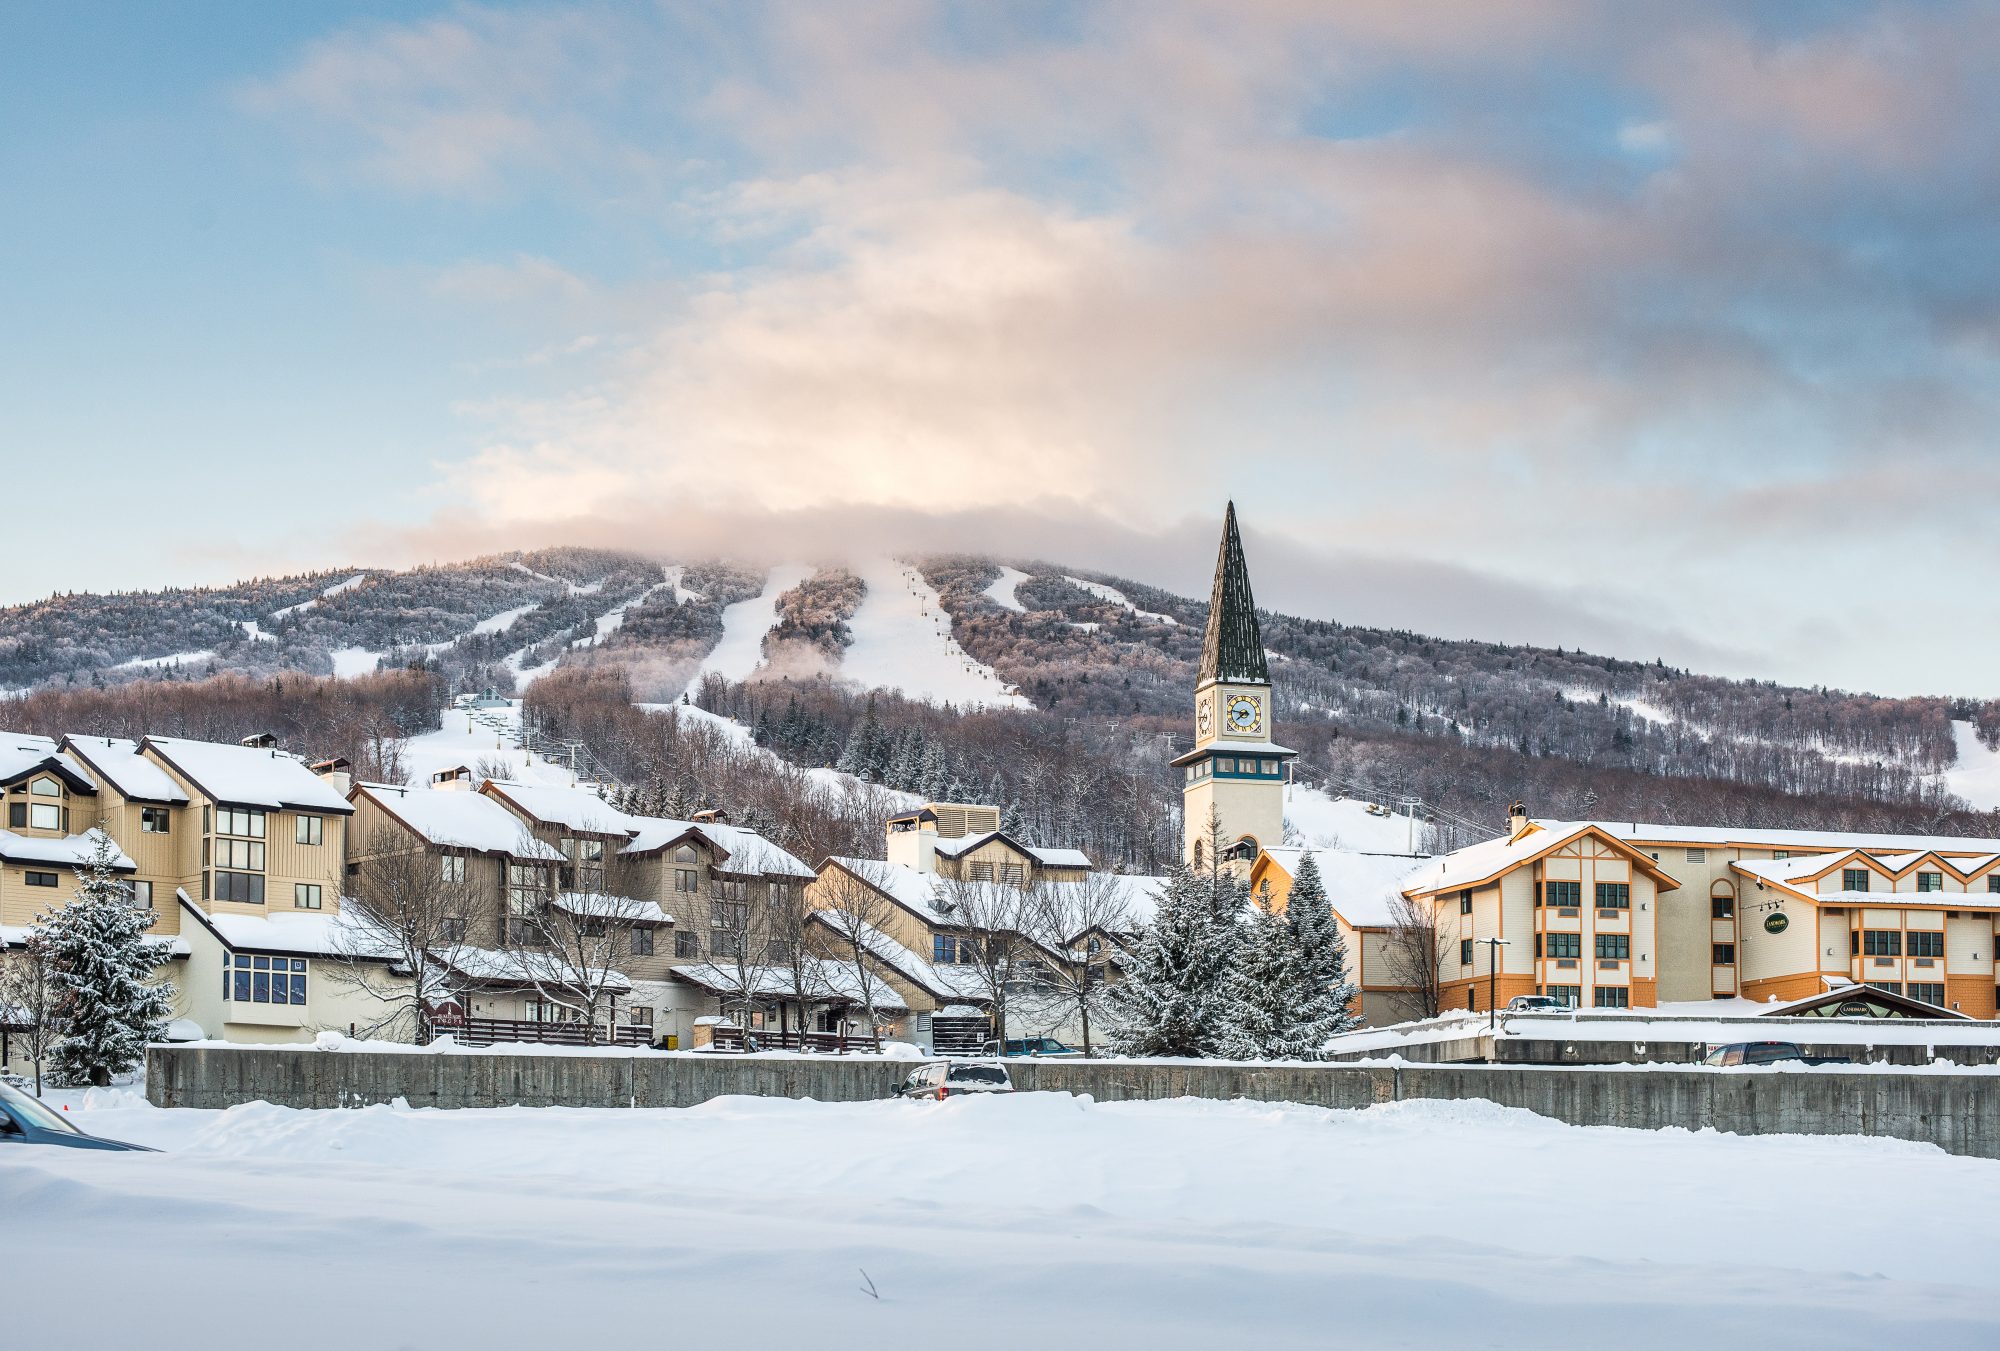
[1173,502,1295,871]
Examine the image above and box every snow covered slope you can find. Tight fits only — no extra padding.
[1285,784,1434,854]
[1066,575,1178,625]
[13,1092,1997,1351]
[843,557,1030,710]
[684,564,813,694]
[1945,720,2000,810]
[398,700,584,789]
[982,565,1031,613]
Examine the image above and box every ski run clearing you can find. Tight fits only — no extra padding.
[684,563,815,693]
[843,556,1030,710]
[6,1089,1996,1350]
[1065,574,1178,625]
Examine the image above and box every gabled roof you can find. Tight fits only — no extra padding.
[929,829,1093,870]
[1401,820,1681,898]
[668,960,908,1011]
[350,782,563,860]
[1198,501,1269,687]
[1762,982,1972,1021]
[141,736,352,814]
[808,910,986,1002]
[479,780,631,836]
[178,891,396,959]
[0,731,97,795]
[1258,847,1431,928]
[480,780,815,878]
[59,736,188,804]
[1731,852,2000,910]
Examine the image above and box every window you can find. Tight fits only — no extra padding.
[711,900,750,931]
[1544,985,1580,1007]
[25,870,58,888]
[1685,847,1707,863]
[1862,930,1901,957]
[1713,943,1736,964]
[1544,933,1581,960]
[1773,850,1790,860]
[224,954,306,1005]
[141,806,171,833]
[673,845,698,863]
[1711,895,1734,919]
[1459,939,1474,966]
[5,803,21,827]
[214,838,265,871]
[216,808,266,839]
[628,1007,653,1029]
[30,776,58,797]
[710,931,743,958]
[1865,980,1902,995]
[1916,870,1943,893]
[29,802,61,831]
[1907,931,1944,958]
[1594,882,1630,910]
[1544,881,1581,910]
[214,872,264,904]
[130,880,152,907]
[293,884,322,910]
[295,814,323,846]
[674,868,699,893]
[441,854,466,883]
[1459,890,1473,915]
[710,878,748,902]
[630,926,654,956]
[770,882,792,906]
[1594,934,1630,961]
[1908,982,1945,1006]
[441,917,466,943]
[508,863,547,913]
[934,933,959,965]
[674,930,700,959]
[1843,868,1871,893]
[1592,986,1630,1008]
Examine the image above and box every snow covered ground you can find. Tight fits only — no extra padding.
[683,563,813,693]
[268,572,369,621]
[397,701,584,789]
[6,1092,1996,1349]
[982,564,1032,612]
[328,646,381,678]
[112,649,216,671]
[1285,783,1432,855]
[843,557,1030,710]
[1945,719,2000,810]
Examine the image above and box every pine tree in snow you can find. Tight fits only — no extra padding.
[1216,885,1306,1060]
[918,745,951,801]
[1108,812,1244,1057]
[1282,849,1361,1053]
[36,833,177,1087]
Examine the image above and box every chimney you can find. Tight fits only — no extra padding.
[1508,801,1530,838]
[430,766,473,792]
[313,757,353,796]
[884,808,940,873]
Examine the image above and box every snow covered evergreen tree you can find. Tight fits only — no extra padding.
[1108,812,1245,1057]
[1216,885,1306,1060]
[36,833,177,1087]
[1283,849,1360,1053]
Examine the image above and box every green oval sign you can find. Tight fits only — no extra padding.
[1764,912,1789,934]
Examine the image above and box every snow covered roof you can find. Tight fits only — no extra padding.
[1169,739,1298,767]
[669,960,909,1011]
[58,736,189,804]
[1261,847,1431,928]
[0,731,96,793]
[481,782,815,878]
[0,827,134,872]
[1400,822,1680,897]
[823,857,945,918]
[1,922,189,958]
[439,946,632,994]
[356,784,563,860]
[141,736,352,814]
[178,892,398,959]
[551,891,672,925]
[1093,873,1170,929]
[1595,818,2000,857]
[481,780,632,835]
[667,820,815,879]
[809,910,986,1001]
[928,830,1093,870]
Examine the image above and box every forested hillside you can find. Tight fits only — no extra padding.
[5,545,1998,859]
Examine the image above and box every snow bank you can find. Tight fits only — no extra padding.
[10,1093,1997,1350]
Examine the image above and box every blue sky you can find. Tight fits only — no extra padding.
[4,2,1997,696]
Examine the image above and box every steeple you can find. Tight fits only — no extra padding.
[1198,501,1269,688]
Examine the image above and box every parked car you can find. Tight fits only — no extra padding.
[1700,1041,1851,1068]
[981,1037,1081,1058]
[0,1083,156,1152]
[892,1062,1015,1100]
[1506,995,1565,1012]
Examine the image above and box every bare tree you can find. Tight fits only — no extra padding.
[811,860,910,1039]
[329,827,486,1040]
[763,874,838,1041]
[0,936,60,1097]
[512,842,659,1040]
[1380,892,1451,1020]
[1019,871,1136,1055]
[933,874,1038,1049]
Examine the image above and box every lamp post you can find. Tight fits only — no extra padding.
[1480,938,1511,1032]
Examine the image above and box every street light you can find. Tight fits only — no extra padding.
[1479,938,1511,1032]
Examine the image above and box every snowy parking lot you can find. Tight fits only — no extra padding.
[3,1090,1997,1349]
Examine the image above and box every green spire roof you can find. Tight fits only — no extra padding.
[1199,501,1269,687]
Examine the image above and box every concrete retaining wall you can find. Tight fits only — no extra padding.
[147,1047,2000,1160]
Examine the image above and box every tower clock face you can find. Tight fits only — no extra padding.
[1197,698,1213,736]
[1225,694,1262,734]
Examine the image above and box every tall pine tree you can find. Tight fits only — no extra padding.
[1216,885,1308,1060]
[1108,811,1245,1057]
[37,833,177,1087]
[1282,849,1361,1055]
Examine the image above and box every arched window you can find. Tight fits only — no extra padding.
[1192,839,1205,870]
[1232,836,1260,862]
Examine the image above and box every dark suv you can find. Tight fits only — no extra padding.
[1701,1041,1850,1067]
[982,1037,1080,1057]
